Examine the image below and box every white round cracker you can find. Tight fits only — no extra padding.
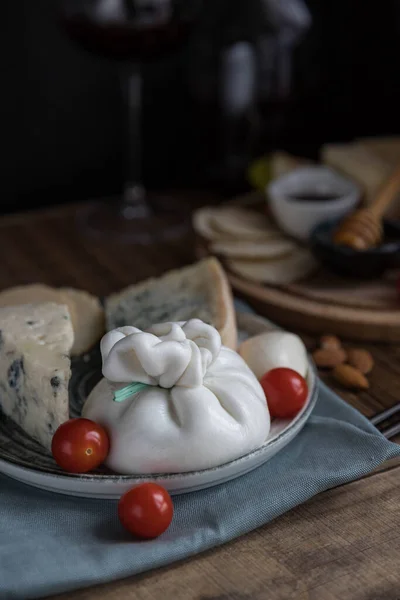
[210,207,276,239]
[227,250,318,285]
[192,208,223,241]
[211,238,297,259]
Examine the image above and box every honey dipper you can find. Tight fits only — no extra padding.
[333,165,400,250]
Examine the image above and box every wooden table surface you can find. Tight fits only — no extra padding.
[2,200,400,600]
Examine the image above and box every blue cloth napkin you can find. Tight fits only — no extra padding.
[1,381,399,600]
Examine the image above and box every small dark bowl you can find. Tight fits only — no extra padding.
[310,218,400,278]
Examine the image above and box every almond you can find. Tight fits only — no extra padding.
[333,364,369,390]
[312,348,347,368]
[346,348,374,374]
[320,335,342,350]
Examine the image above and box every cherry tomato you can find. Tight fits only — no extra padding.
[118,483,174,539]
[51,418,110,473]
[260,368,308,419]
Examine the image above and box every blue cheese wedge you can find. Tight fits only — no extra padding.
[105,258,237,349]
[0,303,74,450]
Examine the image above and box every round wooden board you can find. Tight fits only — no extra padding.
[194,194,400,342]
[228,272,400,343]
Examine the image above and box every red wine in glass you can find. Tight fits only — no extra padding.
[61,3,194,61]
[59,0,202,243]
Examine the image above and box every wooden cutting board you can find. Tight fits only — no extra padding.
[228,270,400,342]
[195,195,400,342]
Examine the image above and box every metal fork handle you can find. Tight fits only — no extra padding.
[370,402,400,426]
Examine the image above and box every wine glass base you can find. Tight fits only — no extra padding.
[76,196,190,244]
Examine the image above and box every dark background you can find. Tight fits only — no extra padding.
[3,0,400,214]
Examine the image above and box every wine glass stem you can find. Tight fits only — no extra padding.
[120,65,150,219]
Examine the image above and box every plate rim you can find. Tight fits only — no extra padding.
[0,365,317,484]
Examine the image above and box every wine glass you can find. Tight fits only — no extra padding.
[59,0,202,243]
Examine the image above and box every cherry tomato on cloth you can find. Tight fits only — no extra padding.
[51,418,110,473]
[118,483,174,539]
[260,367,308,419]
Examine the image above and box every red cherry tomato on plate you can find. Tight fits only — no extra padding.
[260,368,308,419]
[51,418,110,473]
[118,483,174,539]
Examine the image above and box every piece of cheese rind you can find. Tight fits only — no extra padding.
[0,303,73,449]
[59,288,105,356]
[0,284,60,307]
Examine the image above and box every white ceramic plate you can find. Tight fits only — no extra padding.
[0,313,318,497]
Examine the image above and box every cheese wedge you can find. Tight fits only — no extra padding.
[0,303,74,449]
[0,284,104,355]
[106,257,237,349]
